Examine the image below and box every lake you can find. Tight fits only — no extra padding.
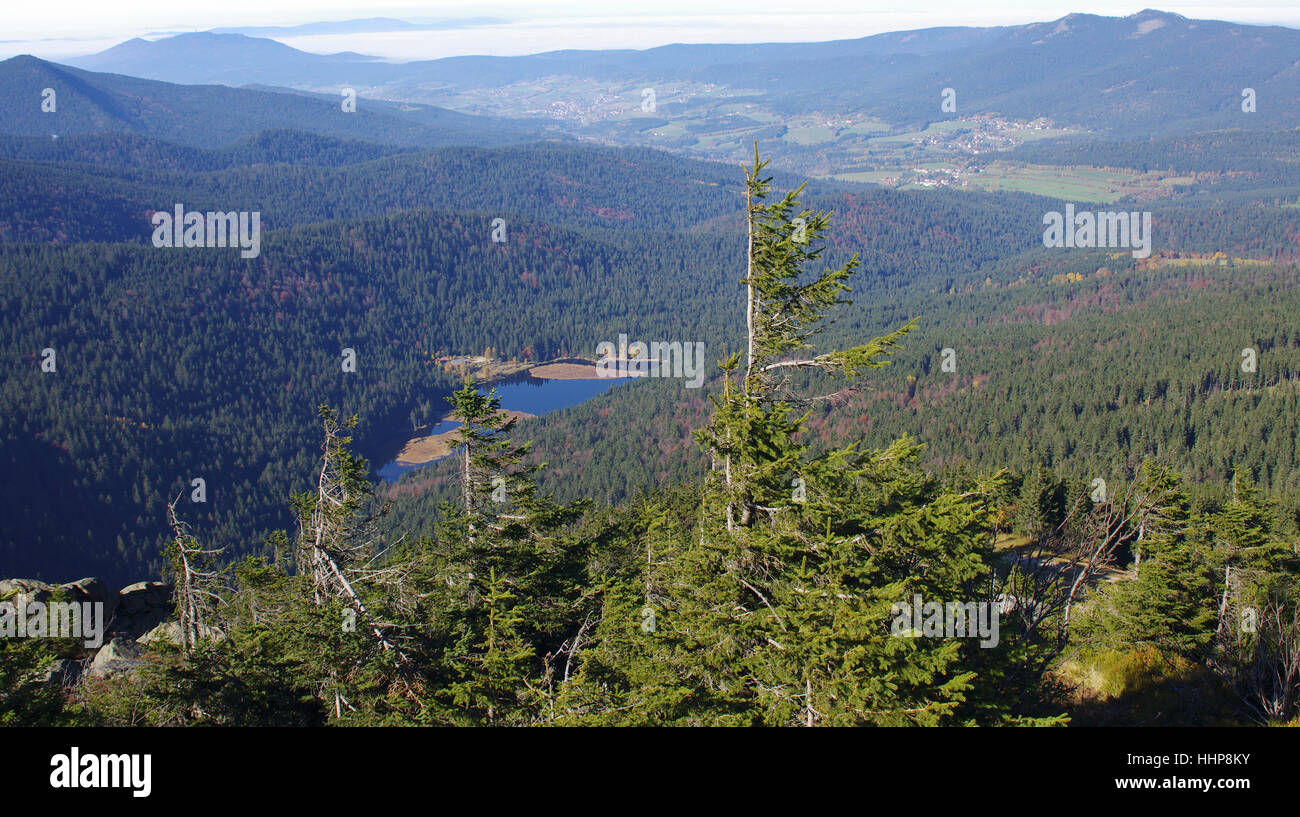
[376,373,625,482]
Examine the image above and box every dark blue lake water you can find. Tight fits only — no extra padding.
[377,375,624,482]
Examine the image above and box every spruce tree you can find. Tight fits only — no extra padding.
[570,147,1005,725]
[447,568,536,725]
[1078,463,1216,659]
[288,405,422,721]
[429,381,587,723]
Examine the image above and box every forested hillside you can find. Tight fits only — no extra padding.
[0,55,539,148]
[405,252,1300,517]
[0,209,741,584]
[3,111,1297,585]
[3,31,1299,731]
[6,150,1297,729]
[0,121,839,244]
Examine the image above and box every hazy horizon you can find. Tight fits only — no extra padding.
[4,4,1300,62]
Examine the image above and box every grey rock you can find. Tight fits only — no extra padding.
[0,578,55,608]
[88,636,145,679]
[137,621,182,646]
[62,577,118,622]
[1,577,120,622]
[109,582,172,639]
[39,657,87,687]
[117,582,170,615]
[2,575,179,655]
[138,620,223,647]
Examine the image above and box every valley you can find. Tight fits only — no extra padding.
[3,7,1300,732]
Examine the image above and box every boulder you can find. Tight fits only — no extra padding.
[137,621,182,647]
[109,582,172,639]
[39,657,87,687]
[0,578,55,608]
[61,578,118,622]
[117,582,170,615]
[137,620,223,647]
[87,637,145,679]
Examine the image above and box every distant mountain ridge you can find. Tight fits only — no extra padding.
[208,16,506,37]
[59,9,1300,137]
[68,33,385,86]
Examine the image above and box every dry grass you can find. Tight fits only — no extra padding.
[394,409,534,465]
[528,362,604,380]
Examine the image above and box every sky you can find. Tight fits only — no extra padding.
[3,1,1298,61]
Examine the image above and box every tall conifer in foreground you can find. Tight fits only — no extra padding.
[698,145,914,532]
[432,381,587,723]
[561,147,1004,724]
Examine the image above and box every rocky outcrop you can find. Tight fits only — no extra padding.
[0,578,49,605]
[87,637,145,679]
[3,576,174,685]
[0,577,119,623]
[138,620,224,647]
[110,581,171,640]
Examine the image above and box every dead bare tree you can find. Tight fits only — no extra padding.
[165,497,227,654]
[293,406,419,712]
[1217,590,1300,723]
[1245,600,1300,722]
[997,469,1184,709]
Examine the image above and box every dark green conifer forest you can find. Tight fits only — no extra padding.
[3,14,1300,731]
[5,146,1298,727]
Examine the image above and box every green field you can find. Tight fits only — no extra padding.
[647,122,688,138]
[971,165,1126,201]
[784,125,835,145]
[826,161,1196,202]
[841,118,893,135]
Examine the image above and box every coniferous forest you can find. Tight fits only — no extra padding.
[3,7,1300,749]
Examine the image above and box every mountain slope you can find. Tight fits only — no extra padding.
[0,138,774,242]
[0,56,539,148]
[68,32,387,87]
[0,209,740,585]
